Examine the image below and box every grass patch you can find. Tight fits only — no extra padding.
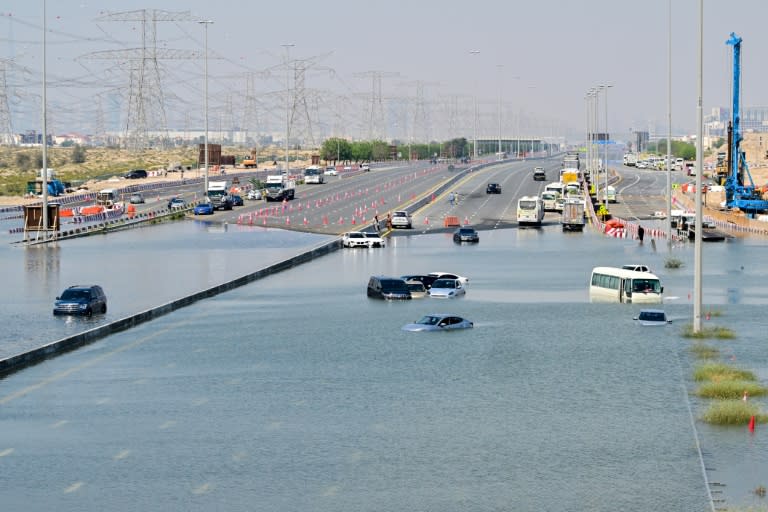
[704,308,724,317]
[700,399,768,425]
[695,380,768,399]
[681,324,736,339]
[689,343,719,359]
[664,257,684,269]
[693,362,756,382]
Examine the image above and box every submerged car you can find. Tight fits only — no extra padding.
[428,272,469,286]
[53,285,107,316]
[402,314,474,332]
[428,278,466,298]
[363,232,385,247]
[453,227,479,243]
[342,231,370,248]
[193,201,214,215]
[366,276,411,300]
[634,309,670,326]
[405,280,427,299]
[401,274,439,290]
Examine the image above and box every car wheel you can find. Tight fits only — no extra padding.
[101,304,107,314]
[85,307,92,317]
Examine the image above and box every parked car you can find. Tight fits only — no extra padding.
[193,201,214,215]
[634,309,671,326]
[428,278,466,298]
[124,169,147,179]
[453,227,479,243]
[231,194,244,206]
[405,280,427,299]
[342,231,370,248]
[247,189,262,200]
[400,274,439,290]
[53,285,107,316]
[428,272,469,286]
[390,210,412,229]
[402,314,474,332]
[129,193,145,204]
[325,166,338,176]
[366,276,411,300]
[363,232,385,248]
[168,197,187,209]
[486,183,502,194]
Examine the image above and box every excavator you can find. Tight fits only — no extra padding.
[723,33,768,216]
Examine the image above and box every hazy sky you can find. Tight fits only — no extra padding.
[3,0,768,144]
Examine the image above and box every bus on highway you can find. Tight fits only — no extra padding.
[589,266,663,304]
[303,165,325,184]
[517,196,545,226]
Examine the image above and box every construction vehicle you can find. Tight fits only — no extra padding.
[242,149,258,168]
[723,33,768,215]
[264,175,296,201]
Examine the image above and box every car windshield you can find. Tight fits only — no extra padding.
[459,229,475,235]
[432,279,455,288]
[381,280,408,292]
[639,311,666,322]
[632,279,661,293]
[393,212,407,217]
[416,315,441,325]
[407,283,425,292]
[364,233,379,238]
[61,289,90,300]
[347,233,364,238]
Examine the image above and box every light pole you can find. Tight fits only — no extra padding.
[41,0,49,240]
[693,0,703,332]
[666,0,673,246]
[198,20,213,195]
[281,44,295,174]
[497,65,502,159]
[469,50,480,159]
[600,84,613,207]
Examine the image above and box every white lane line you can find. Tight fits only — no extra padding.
[0,448,14,457]
[64,482,84,494]
[113,449,131,461]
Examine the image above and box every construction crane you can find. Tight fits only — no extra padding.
[724,32,768,215]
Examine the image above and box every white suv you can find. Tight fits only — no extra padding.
[390,211,412,229]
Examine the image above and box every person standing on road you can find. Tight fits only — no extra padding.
[449,192,455,206]
[638,225,645,243]
[386,213,392,230]
[373,214,380,233]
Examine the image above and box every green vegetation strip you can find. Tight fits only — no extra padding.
[695,380,767,399]
[681,324,735,339]
[700,399,768,426]
[693,362,756,382]
[689,343,719,360]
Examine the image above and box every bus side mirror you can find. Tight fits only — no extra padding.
[661,286,664,293]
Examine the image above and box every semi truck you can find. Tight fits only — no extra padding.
[561,198,586,231]
[264,175,296,201]
[207,180,233,210]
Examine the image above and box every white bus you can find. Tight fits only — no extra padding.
[517,196,545,226]
[545,182,565,197]
[303,165,325,184]
[589,266,664,304]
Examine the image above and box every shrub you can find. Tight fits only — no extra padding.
[695,380,767,399]
[664,257,684,269]
[693,362,756,382]
[700,399,767,425]
[681,324,735,339]
[689,343,719,360]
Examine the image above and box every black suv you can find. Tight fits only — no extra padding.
[125,169,148,179]
[486,183,502,194]
[53,285,107,316]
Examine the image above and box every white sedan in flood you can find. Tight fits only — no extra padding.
[428,278,466,298]
[402,314,473,332]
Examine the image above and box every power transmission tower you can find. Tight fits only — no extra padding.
[399,80,439,143]
[354,71,399,140]
[84,9,200,151]
[242,73,262,145]
[0,61,16,145]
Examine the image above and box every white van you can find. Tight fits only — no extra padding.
[541,191,559,212]
[601,186,616,203]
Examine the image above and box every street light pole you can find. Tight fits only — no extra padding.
[600,84,613,208]
[41,0,48,240]
[497,65,502,159]
[666,0,673,247]
[693,0,703,332]
[282,44,295,174]
[199,20,213,195]
[470,50,480,159]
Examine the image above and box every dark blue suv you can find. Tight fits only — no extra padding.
[53,285,107,316]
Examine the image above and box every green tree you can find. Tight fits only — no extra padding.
[350,141,373,162]
[371,140,390,161]
[71,144,87,164]
[320,137,352,163]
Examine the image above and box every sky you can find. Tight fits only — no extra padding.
[2,0,768,145]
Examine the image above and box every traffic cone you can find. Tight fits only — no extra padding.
[351,218,356,225]
[424,216,429,225]
[303,217,308,225]
[286,216,290,225]
[464,217,469,225]
[749,415,756,433]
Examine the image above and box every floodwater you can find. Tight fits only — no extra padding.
[1,220,767,511]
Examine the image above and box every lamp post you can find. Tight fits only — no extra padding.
[599,84,613,207]
[693,0,703,333]
[198,20,213,195]
[41,0,48,240]
[281,44,295,175]
[666,0,673,246]
[497,65,502,159]
[469,50,480,159]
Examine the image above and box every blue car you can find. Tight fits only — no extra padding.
[231,194,244,206]
[194,202,214,215]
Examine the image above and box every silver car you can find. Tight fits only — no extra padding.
[402,314,473,332]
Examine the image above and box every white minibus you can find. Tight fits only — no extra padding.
[589,266,664,304]
[517,196,545,226]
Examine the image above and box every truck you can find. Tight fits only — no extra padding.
[561,198,586,231]
[207,181,233,210]
[264,175,296,202]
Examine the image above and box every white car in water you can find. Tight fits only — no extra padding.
[428,278,466,298]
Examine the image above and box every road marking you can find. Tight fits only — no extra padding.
[0,448,14,457]
[64,482,84,494]
[113,449,130,460]
[0,315,208,406]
